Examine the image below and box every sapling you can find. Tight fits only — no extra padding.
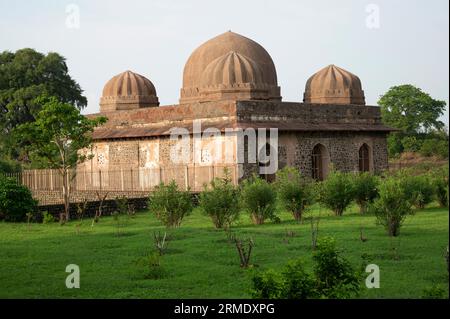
[153,231,169,255]
[234,237,254,268]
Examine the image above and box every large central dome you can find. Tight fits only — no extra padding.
[180,31,281,104]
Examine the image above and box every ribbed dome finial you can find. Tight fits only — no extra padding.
[303,65,365,105]
[100,70,159,112]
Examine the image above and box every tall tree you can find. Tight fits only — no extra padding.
[379,84,446,134]
[378,84,447,157]
[0,48,87,161]
[15,96,106,223]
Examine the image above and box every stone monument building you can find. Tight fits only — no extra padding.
[81,31,393,189]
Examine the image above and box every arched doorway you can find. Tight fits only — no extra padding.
[311,144,329,181]
[359,143,371,172]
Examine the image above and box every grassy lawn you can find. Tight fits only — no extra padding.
[0,204,448,299]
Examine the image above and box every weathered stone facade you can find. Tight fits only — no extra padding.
[82,31,395,188]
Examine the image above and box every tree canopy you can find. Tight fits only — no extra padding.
[379,84,446,134]
[378,84,448,158]
[0,48,87,161]
[14,95,105,171]
[14,95,106,221]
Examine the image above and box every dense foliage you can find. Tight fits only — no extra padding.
[352,172,379,213]
[148,181,194,227]
[398,172,435,209]
[430,167,449,207]
[199,171,240,228]
[378,84,448,158]
[240,175,278,224]
[0,176,37,221]
[0,49,87,163]
[369,177,413,236]
[14,95,106,222]
[251,237,361,299]
[317,170,355,216]
[274,167,315,222]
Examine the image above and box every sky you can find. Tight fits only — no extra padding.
[0,0,448,124]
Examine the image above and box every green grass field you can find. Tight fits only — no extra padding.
[0,204,448,299]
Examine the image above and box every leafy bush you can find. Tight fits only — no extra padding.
[312,237,361,298]
[240,175,278,225]
[399,173,435,209]
[419,138,449,159]
[274,166,315,222]
[280,259,317,298]
[369,177,413,236]
[148,180,193,228]
[199,171,240,228]
[0,176,37,221]
[318,170,355,216]
[251,269,284,299]
[0,159,21,174]
[251,237,361,299]
[430,168,449,207]
[352,172,379,213]
[42,211,55,224]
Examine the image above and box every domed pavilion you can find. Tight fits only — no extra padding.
[82,31,394,190]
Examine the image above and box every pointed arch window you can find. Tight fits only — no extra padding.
[312,144,328,180]
[359,143,370,172]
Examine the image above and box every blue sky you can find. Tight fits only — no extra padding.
[0,0,448,124]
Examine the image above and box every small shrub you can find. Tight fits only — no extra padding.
[199,170,240,229]
[369,177,413,236]
[280,259,317,299]
[251,269,283,299]
[0,159,21,174]
[313,237,361,298]
[352,172,379,213]
[42,211,55,224]
[419,138,449,159]
[430,168,449,207]
[318,170,355,216]
[251,237,360,299]
[240,175,277,225]
[399,172,435,209]
[148,180,193,228]
[0,176,37,221]
[274,166,315,222]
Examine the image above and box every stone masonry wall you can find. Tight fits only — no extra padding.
[241,131,389,179]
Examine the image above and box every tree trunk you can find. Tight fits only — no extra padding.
[62,169,71,222]
[292,210,302,223]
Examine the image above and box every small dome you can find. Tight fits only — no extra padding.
[100,70,159,112]
[180,31,280,103]
[303,65,365,105]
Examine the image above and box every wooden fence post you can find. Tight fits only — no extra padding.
[131,168,134,190]
[121,168,124,191]
[184,165,188,191]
